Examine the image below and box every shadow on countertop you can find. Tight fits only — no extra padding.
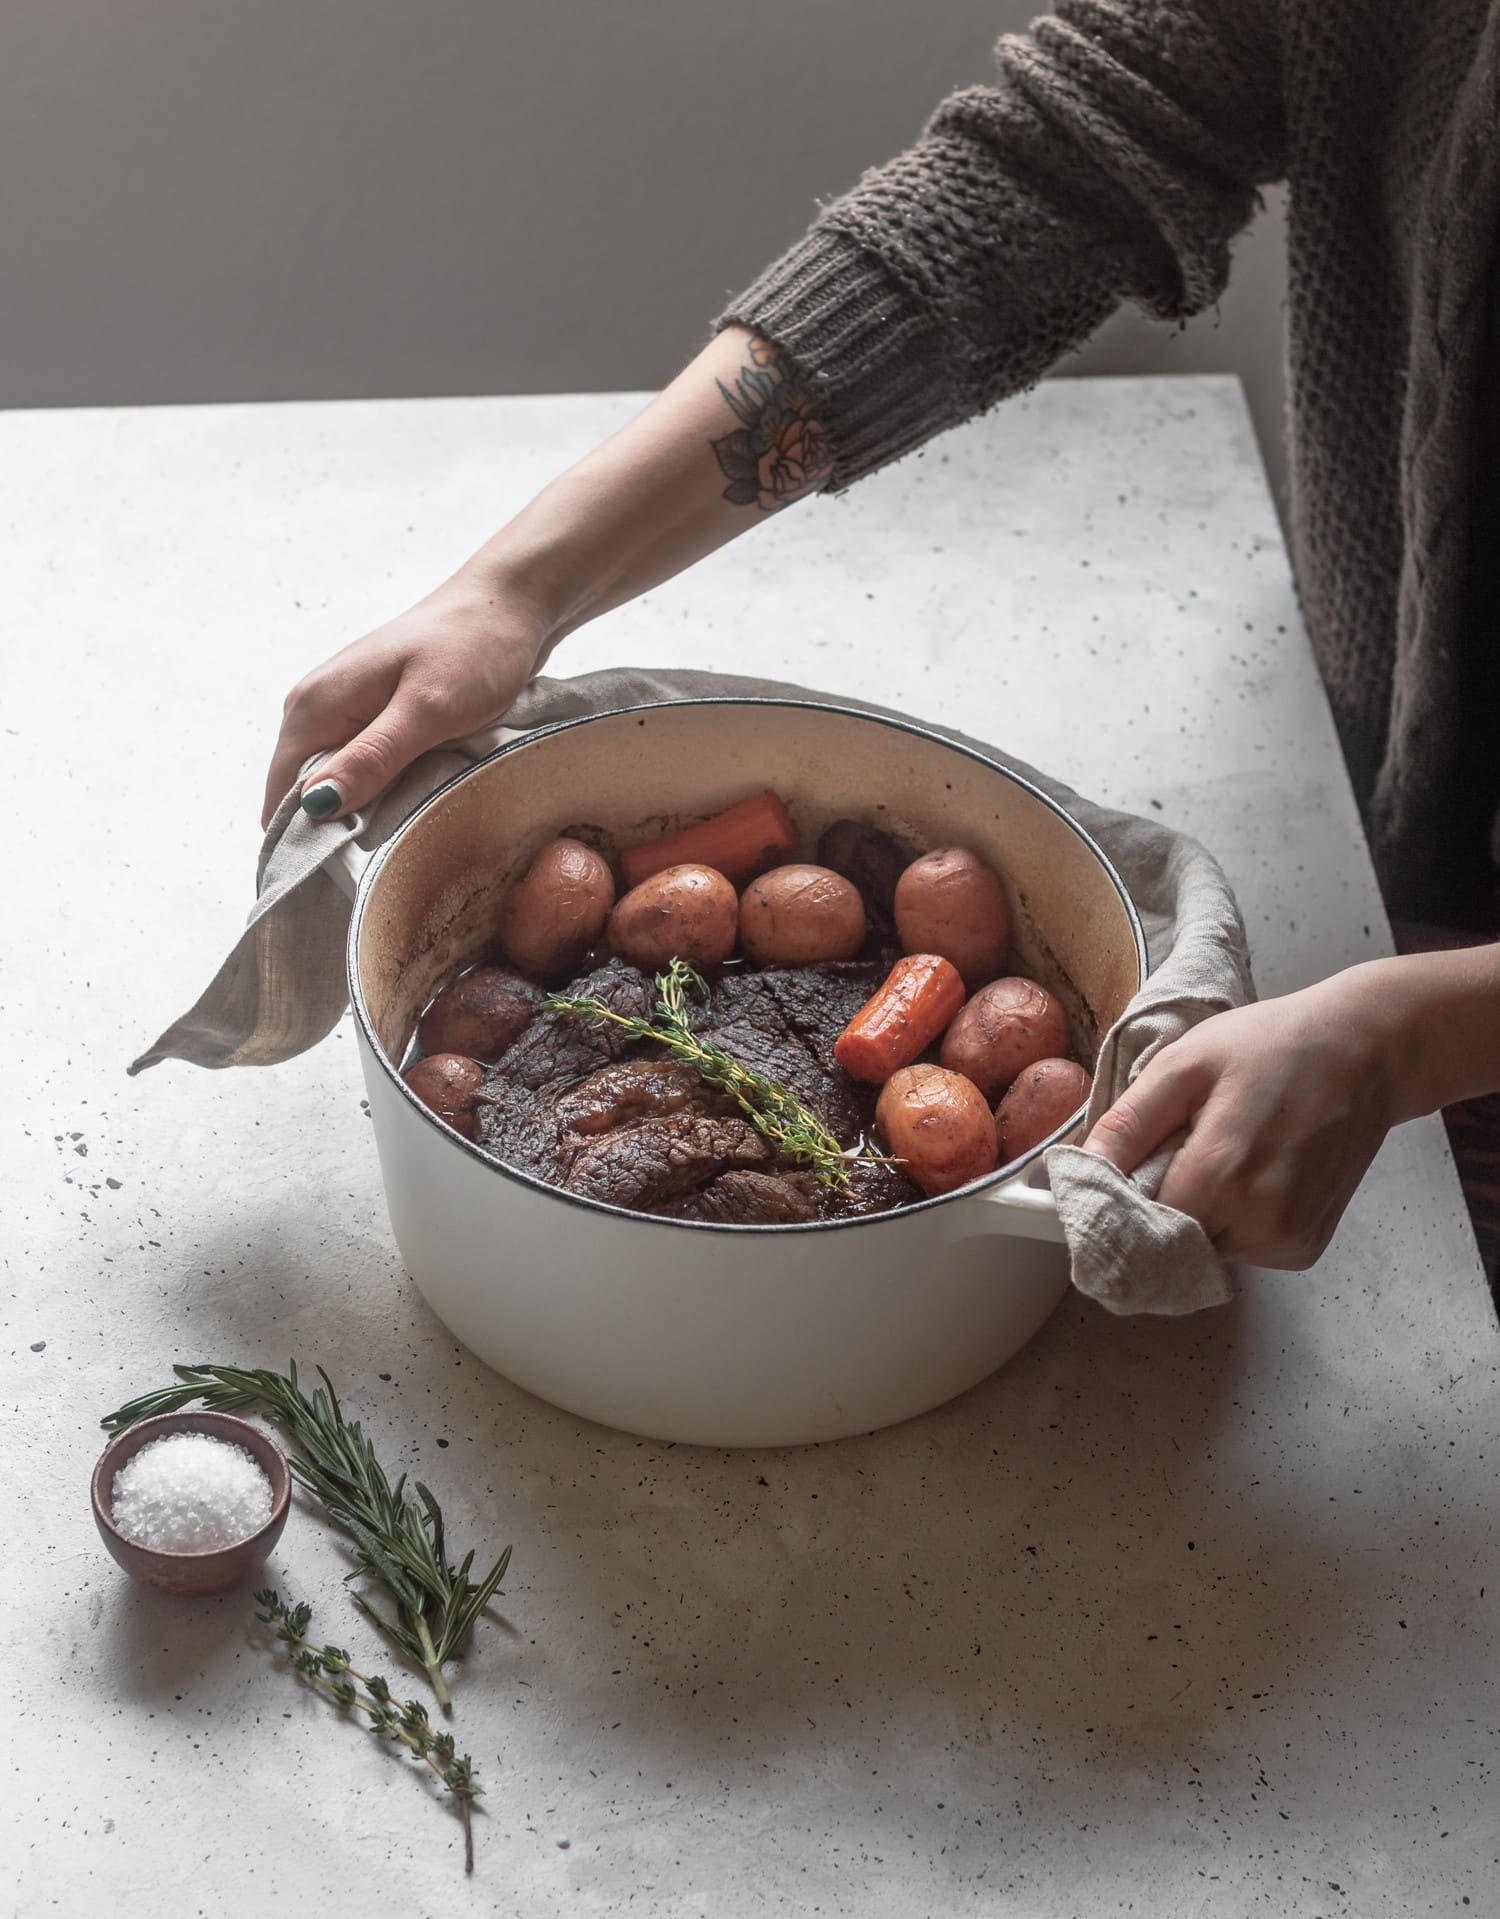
[105,1200,1495,1859]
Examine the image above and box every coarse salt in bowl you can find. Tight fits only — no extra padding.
[92,1411,291,1595]
[112,1430,273,1552]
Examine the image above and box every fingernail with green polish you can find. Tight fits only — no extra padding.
[301,780,342,821]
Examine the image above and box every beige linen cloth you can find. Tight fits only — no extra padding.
[131,668,1253,1315]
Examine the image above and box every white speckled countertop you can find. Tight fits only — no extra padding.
[2,378,1495,1916]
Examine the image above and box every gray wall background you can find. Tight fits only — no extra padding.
[0,0,1288,506]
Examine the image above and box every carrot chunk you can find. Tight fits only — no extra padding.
[833,954,967,1085]
[620,789,797,890]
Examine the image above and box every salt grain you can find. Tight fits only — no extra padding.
[111,1431,273,1552]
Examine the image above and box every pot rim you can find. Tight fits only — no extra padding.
[346,696,1148,1234]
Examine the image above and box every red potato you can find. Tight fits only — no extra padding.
[498,837,616,982]
[893,848,1012,989]
[403,1053,488,1138]
[995,1058,1093,1163]
[417,966,542,1062]
[876,1063,998,1196]
[608,863,739,971]
[939,976,1071,1101]
[739,864,867,966]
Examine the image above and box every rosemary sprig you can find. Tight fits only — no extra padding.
[255,1589,481,1873]
[546,958,858,1187]
[101,1361,510,1711]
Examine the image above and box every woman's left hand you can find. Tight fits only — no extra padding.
[1080,971,1403,1269]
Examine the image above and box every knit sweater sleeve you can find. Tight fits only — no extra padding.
[719,0,1286,488]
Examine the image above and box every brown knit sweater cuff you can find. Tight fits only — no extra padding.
[716,225,966,492]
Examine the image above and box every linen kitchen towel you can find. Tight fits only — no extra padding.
[130,667,1253,1315]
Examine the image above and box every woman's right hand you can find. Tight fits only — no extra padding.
[262,564,548,827]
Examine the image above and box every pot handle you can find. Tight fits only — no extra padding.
[326,839,373,902]
[976,1168,1068,1244]
[321,723,533,903]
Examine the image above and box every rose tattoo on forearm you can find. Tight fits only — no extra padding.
[711,333,834,511]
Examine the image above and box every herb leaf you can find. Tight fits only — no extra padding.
[255,1589,481,1873]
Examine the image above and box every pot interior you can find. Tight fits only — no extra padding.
[354,701,1143,1095]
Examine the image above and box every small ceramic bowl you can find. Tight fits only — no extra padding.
[92,1410,292,1596]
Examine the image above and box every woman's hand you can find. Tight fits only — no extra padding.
[262,566,547,827]
[1081,969,1405,1270]
[1082,945,1500,1268]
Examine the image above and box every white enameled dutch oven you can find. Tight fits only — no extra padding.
[347,700,1146,1448]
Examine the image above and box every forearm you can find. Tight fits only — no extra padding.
[265,327,832,822]
[1359,947,1500,1122]
[457,326,829,656]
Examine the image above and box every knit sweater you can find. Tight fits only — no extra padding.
[720,0,1500,920]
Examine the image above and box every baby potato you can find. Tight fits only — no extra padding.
[739,864,867,966]
[609,863,739,971]
[404,1053,488,1138]
[876,1063,999,1196]
[995,1057,1092,1163]
[417,966,542,1062]
[939,976,1071,1101]
[893,847,1012,988]
[498,837,616,982]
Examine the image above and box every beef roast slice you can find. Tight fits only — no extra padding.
[563,1114,771,1209]
[699,962,885,1144]
[653,1169,820,1225]
[552,1061,710,1137]
[495,958,654,1089]
[479,1056,722,1182]
[472,1073,562,1183]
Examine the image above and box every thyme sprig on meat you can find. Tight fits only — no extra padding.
[255,1590,482,1872]
[101,1362,510,1711]
[546,958,857,1187]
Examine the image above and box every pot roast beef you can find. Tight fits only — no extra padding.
[694,958,890,1144]
[653,1169,820,1225]
[564,1112,773,1209]
[495,958,653,1089]
[470,954,921,1223]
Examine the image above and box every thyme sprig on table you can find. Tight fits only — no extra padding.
[101,1361,510,1710]
[546,957,858,1187]
[255,1589,481,1873]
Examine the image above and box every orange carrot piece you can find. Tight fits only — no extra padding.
[620,789,797,890]
[833,954,967,1085]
